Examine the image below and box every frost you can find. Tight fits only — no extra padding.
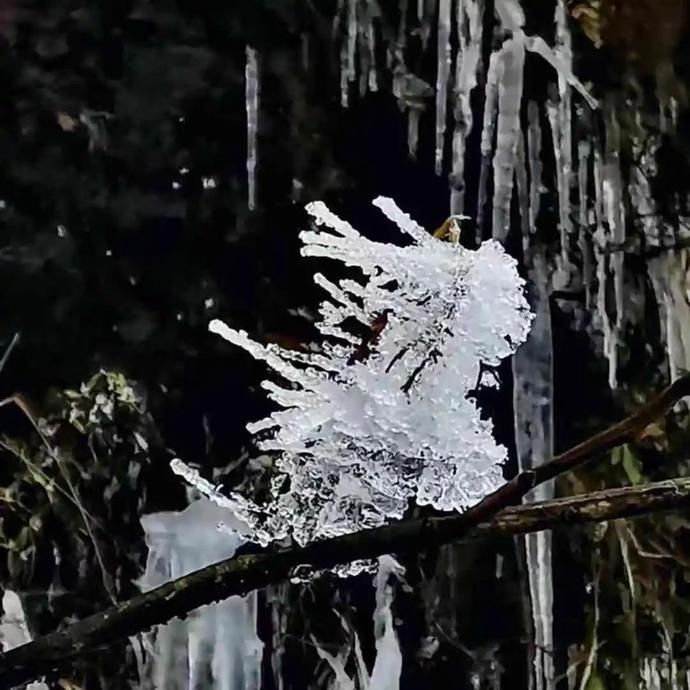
[180,197,532,550]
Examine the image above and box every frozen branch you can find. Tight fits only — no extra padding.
[2,373,690,687]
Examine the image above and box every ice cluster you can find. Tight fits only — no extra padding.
[174,197,532,548]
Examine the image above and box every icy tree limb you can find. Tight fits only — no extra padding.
[3,478,690,687]
[2,373,690,686]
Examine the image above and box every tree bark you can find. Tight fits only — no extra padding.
[2,479,690,687]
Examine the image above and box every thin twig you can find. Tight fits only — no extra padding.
[0,333,20,378]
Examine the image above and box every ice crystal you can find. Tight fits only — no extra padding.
[178,197,532,548]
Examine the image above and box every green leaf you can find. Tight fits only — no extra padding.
[621,445,642,485]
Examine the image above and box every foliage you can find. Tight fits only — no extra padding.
[0,369,161,685]
[563,388,690,687]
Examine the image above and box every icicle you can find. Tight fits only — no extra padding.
[420,0,433,50]
[648,252,690,383]
[494,0,525,33]
[552,0,577,206]
[392,0,432,162]
[513,251,555,690]
[435,0,452,175]
[245,47,259,211]
[516,131,530,254]
[527,101,542,232]
[591,146,616,387]
[450,0,483,215]
[578,140,593,309]
[367,0,378,92]
[601,107,625,388]
[398,0,409,53]
[546,98,572,258]
[408,106,422,159]
[477,50,503,242]
[357,0,378,97]
[370,556,405,690]
[268,585,287,690]
[492,36,525,242]
[139,500,263,690]
[341,0,357,107]
[358,4,369,98]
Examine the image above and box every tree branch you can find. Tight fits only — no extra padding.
[2,373,690,687]
[3,479,690,686]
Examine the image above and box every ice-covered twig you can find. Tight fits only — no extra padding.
[5,466,690,688]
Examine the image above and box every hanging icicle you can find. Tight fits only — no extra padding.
[546,97,573,258]
[591,145,617,388]
[435,0,452,175]
[340,0,358,107]
[577,139,593,309]
[527,100,542,232]
[477,50,502,242]
[366,0,378,92]
[357,0,378,96]
[513,253,556,690]
[600,105,626,388]
[245,46,259,211]
[139,500,263,690]
[420,0,434,50]
[516,131,530,254]
[492,35,525,242]
[449,0,483,215]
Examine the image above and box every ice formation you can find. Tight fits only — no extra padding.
[138,499,263,690]
[245,46,259,211]
[176,197,532,548]
[0,591,49,690]
[435,0,452,175]
[450,0,482,214]
[312,556,405,690]
[512,253,555,690]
